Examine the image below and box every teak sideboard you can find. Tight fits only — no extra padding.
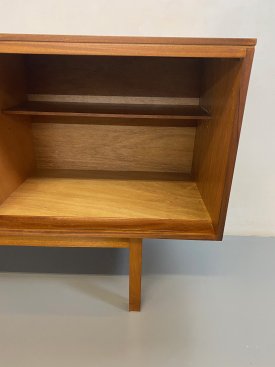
[0,34,256,311]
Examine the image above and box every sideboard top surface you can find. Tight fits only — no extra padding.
[0,34,256,57]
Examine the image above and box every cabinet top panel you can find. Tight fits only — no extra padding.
[0,34,256,58]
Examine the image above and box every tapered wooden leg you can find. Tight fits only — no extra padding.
[129,239,142,311]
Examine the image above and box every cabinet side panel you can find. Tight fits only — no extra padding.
[217,50,255,237]
[0,55,35,204]
[192,58,242,237]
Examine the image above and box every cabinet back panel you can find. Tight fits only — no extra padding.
[32,123,195,173]
[25,55,201,98]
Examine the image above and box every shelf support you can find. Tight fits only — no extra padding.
[129,238,143,311]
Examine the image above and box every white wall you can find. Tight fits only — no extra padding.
[0,0,274,236]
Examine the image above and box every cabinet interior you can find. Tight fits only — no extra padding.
[0,54,242,238]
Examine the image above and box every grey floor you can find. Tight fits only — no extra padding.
[0,237,274,366]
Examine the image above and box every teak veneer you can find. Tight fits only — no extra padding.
[0,34,256,311]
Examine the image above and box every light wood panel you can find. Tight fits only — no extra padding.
[192,58,242,237]
[0,172,210,221]
[0,54,35,205]
[0,171,214,239]
[32,123,196,173]
[25,55,201,98]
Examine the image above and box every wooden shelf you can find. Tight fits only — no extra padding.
[0,170,214,239]
[3,101,210,120]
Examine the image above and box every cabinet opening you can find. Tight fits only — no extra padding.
[0,53,242,239]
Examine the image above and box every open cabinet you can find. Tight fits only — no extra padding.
[0,35,256,311]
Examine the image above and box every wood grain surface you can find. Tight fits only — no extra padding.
[0,170,214,239]
[0,55,35,205]
[0,34,257,46]
[0,172,210,220]
[0,235,129,247]
[192,58,242,237]
[32,123,195,173]
[0,33,255,58]
[214,48,255,238]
